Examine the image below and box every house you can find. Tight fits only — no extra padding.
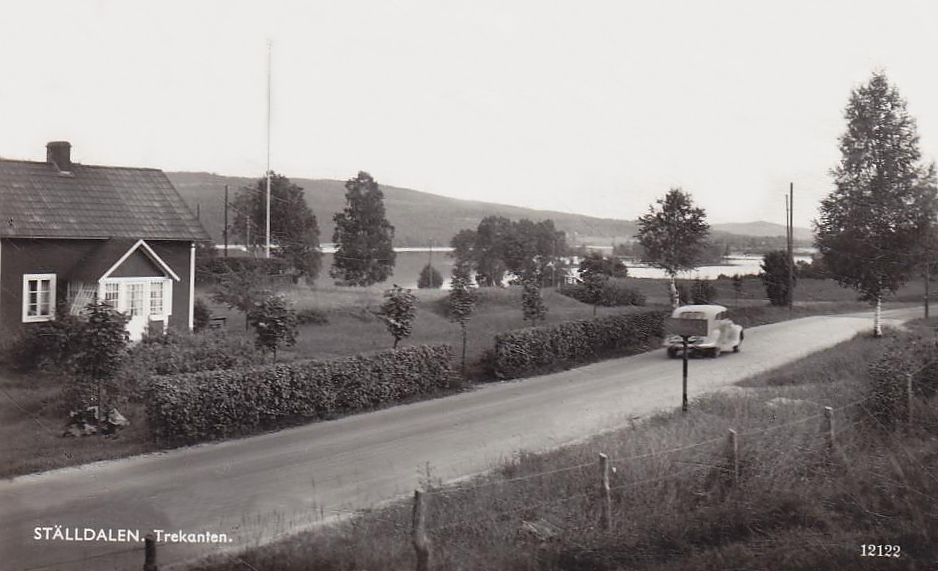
[0,141,210,341]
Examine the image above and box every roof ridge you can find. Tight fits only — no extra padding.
[0,157,163,172]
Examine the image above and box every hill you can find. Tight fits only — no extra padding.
[166,172,638,248]
[167,172,814,249]
[712,221,812,241]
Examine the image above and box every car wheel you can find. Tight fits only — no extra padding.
[711,347,721,358]
[667,347,679,359]
[733,344,740,353]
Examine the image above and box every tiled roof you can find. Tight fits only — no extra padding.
[0,159,210,240]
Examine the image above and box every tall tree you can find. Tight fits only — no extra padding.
[232,172,322,280]
[448,262,477,374]
[473,216,513,287]
[331,171,397,286]
[815,73,938,336]
[636,188,711,308]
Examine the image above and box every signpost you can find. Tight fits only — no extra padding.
[665,317,708,413]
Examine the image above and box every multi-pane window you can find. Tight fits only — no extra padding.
[149,281,164,315]
[104,282,120,307]
[127,283,145,317]
[23,274,56,322]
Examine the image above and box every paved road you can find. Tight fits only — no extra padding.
[0,307,919,571]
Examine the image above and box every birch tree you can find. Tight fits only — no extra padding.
[636,188,710,308]
[816,73,937,336]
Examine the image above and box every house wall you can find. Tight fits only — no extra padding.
[0,238,102,338]
[0,238,195,338]
[146,240,194,333]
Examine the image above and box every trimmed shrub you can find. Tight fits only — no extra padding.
[560,280,646,307]
[122,330,265,396]
[493,310,667,379]
[146,344,453,442]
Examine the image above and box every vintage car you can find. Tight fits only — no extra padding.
[664,304,744,358]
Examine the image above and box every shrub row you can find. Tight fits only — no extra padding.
[560,280,646,307]
[122,330,266,393]
[493,310,667,379]
[146,344,453,442]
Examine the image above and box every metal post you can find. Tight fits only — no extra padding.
[823,406,834,451]
[143,533,157,571]
[223,184,229,259]
[681,336,689,413]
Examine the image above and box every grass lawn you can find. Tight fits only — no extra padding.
[189,321,938,571]
[0,369,156,480]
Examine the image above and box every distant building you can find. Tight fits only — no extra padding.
[0,141,210,341]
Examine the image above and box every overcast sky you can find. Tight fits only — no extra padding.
[2,1,936,228]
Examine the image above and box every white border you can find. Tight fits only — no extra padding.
[22,273,56,323]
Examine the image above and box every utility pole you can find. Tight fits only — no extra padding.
[223,184,229,259]
[265,41,272,259]
[787,183,794,313]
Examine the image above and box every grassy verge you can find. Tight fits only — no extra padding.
[190,323,938,571]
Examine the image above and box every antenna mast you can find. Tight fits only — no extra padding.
[265,41,272,259]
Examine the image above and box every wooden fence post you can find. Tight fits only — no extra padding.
[143,533,157,571]
[599,453,612,532]
[727,429,739,484]
[907,373,915,427]
[413,490,432,571]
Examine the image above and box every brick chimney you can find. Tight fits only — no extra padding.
[46,141,72,172]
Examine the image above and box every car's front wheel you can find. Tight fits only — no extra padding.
[711,347,721,358]
[667,347,679,359]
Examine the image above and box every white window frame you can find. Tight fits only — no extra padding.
[23,273,57,323]
[99,277,173,319]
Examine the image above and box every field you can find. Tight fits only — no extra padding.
[189,321,938,571]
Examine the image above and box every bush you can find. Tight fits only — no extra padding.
[690,278,718,304]
[193,298,211,332]
[865,334,938,430]
[417,264,444,289]
[122,330,265,395]
[146,344,453,442]
[493,310,667,379]
[3,311,86,371]
[247,293,298,357]
[560,280,646,307]
[761,250,796,306]
[600,280,646,306]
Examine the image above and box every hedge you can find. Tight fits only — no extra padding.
[493,310,667,379]
[146,344,453,442]
[560,280,646,307]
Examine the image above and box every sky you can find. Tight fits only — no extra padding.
[1,0,936,229]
